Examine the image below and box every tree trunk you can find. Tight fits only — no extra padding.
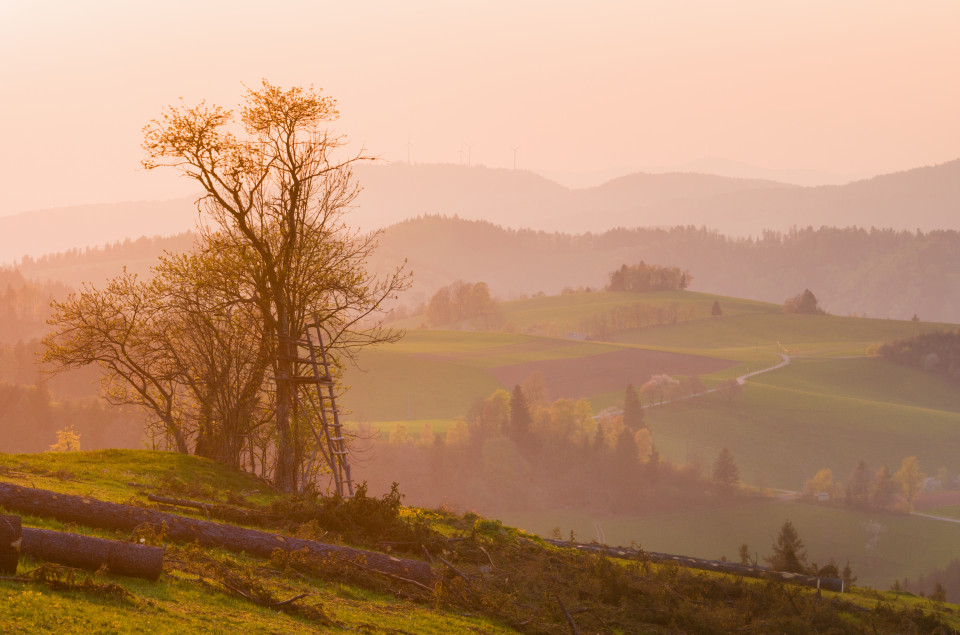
[21,527,164,581]
[0,515,20,574]
[0,482,433,586]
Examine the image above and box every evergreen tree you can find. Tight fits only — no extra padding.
[766,520,810,574]
[711,300,722,317]
[509,384,533,442]
[712,448,740,493]
[613,427,639,477]
[846,460,871,507]
[622,384,645,430]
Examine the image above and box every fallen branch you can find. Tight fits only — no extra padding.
[554,593,580,635]
[334,554,434,594]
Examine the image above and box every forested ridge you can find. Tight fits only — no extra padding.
[7,219,960,323]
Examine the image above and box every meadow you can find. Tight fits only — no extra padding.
[498,498,960,590]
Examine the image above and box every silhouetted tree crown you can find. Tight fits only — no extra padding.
[606,261,691,292]
[782,289,825,315]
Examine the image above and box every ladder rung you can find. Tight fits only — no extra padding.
[277,355,314,364]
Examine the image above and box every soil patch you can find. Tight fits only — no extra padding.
[414,338,577,362]
[489,348,736,399]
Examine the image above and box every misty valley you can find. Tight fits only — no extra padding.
[2,81,960,633]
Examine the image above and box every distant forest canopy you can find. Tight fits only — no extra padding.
[6,218,960,324]
[371,216,960,323]
[879,330,960,383]
[606,262,691,292]
[0,271,71,344]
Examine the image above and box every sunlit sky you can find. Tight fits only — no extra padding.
[1,0,958,214]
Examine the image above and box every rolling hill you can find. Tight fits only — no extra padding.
[342,288,960,590]
[4,158,958,263]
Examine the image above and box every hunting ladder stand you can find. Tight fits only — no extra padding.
[278,315,354,497]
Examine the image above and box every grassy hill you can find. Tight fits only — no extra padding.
[0,450,956,633]
[343,289,960,592]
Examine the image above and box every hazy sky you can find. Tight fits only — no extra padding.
[1,0,958,214]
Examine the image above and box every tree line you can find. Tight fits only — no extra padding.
[353,381,748,515]
[878,330,960,383]
[802,456,926,512]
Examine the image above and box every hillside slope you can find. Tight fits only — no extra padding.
[3,450,949,633]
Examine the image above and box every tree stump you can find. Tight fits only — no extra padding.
[0,515,21,574]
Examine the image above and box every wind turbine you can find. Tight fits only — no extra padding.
[510,146,520,170]
[464,143,474,167]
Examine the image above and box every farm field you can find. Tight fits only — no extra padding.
[644,356,960,490]
[343,326,739,422]
[498,499,960,590]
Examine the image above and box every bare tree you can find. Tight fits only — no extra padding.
[142,82,409,491]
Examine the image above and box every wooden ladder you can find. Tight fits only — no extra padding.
[277,319,354,497]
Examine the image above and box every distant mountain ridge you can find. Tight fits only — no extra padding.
[2,159,958,263]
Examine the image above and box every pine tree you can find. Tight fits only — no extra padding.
[509,384,533,443]
[846,460,871,507]
[712,448,740,493]
[766,520,810,574]
[711,300,722,317]
[622,384,645,430]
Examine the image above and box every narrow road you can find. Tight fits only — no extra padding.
[641,354,791,409]
[911,511,960,525]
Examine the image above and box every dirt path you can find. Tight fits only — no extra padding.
[642,354,791,409]
[911,511,960,525]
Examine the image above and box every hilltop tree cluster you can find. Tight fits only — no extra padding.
[606,261,691,293]
[782,288,826,315]
[425,280,502,328]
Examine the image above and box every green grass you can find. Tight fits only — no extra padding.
[613,311,952,357]
[644,358,960,491]
[498,498,960,591]
[497,290,775,330]
[0,450,515,634]
[3,450,957,632]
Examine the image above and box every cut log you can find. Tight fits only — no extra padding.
[1,515,21,574]
[20,527,163,581]
[0,482,433,586]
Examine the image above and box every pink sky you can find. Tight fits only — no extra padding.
[1,0,958,214]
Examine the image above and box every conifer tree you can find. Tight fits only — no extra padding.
[622,384,645,430]
[766,520,810,574]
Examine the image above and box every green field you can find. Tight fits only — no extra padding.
[644,357,960,490]
[498,499,960,590]
[0,450,512,634]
